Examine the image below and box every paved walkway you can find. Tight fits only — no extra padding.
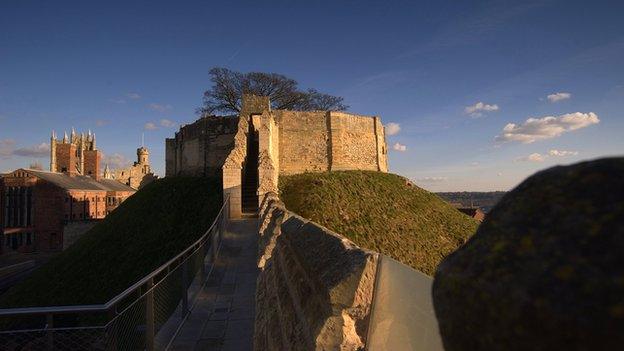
[169,219,259,351]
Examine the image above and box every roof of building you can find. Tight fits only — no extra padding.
[19,169,135,192]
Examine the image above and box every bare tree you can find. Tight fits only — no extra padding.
[199,67,348,115]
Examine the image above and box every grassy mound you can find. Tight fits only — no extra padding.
[0,177,222,308]
[279,171,479,275]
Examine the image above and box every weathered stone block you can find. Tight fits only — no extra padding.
[433,157,624,351]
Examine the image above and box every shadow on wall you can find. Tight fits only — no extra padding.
[433,157,624,351]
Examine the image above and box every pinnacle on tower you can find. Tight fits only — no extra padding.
[92,133,96,149]
[63,131,68,143]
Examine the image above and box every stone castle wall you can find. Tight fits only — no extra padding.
[165,95,388,217]
[255,193,378,350]
[165,99,388,180]
[275,110,330,174]
[165,116,239,177]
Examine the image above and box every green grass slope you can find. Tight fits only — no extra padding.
[279,171,479,275]
[0,177,222,308]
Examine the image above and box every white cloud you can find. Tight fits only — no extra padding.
[548,149,578,157]
[417,176,448,183]
[126,92,141,100]
[547,92,571,102]
[148,103,172,112]
[144,122,158,131]
[516,153,546,162]
[102,153,132,169]
[495,112,599,144]
[13,143,50,158]
[160,119,176,128]
[385,122,401,136]
[464,101,499,117]
[392,142,407,151]
[0,139,15,158]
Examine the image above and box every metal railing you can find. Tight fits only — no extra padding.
[0,196,230,351]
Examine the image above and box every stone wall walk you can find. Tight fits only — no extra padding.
[169,219,259,351]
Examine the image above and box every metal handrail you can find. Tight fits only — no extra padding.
[0,195,229,318]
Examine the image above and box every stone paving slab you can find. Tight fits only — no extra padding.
[169,218,258,351]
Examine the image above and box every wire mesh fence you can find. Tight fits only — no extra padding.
[0,197,229,351]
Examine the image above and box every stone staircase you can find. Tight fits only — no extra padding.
[242,128,259,215]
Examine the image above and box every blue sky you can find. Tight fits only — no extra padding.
[1,0,622,191]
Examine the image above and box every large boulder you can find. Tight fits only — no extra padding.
[433,157,624,350]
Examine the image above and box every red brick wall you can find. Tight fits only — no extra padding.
[33,181,65,252]
[1,175,64,253]
[105,190,134,215]
[55,144,77,175]
[84,150,101,179]
[65,190,108,222]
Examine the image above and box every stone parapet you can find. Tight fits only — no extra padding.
[255,193,379,350]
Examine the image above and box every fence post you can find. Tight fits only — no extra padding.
[146,278,155,351]
[181,259,189,318]
[46,313,54,351]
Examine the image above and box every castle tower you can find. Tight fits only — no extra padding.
[137,147,149,165]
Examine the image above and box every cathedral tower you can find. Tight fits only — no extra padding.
[49,128,101,178]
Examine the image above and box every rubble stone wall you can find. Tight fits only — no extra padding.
[165,116,238,177]
[275,110,330,175]
[329,112,386,172]
[255,193,379,351]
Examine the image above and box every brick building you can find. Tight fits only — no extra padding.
[50,129,100,178]
[1,169,135,254]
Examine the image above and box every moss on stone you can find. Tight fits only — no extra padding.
[433,157,624,350]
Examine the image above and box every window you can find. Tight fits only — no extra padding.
[26,233,31,245]
[19,233,23,246]
[61,167,67,172]
[65,197,69,203]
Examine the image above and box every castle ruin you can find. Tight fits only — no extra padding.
[166,94,388,217]
[104,146,157,190]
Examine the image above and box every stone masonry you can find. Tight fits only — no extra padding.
[166,94,389,218]
[255,193,378,350]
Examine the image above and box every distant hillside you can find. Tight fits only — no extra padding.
[436,191,506,213]
[0,177,222,308]
[280,171,479,275]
